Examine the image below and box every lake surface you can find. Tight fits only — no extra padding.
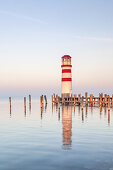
[0,99,113,170]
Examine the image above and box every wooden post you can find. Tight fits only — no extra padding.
[58,97,60,110]
[53,94,56,103]
[42,95,44,104]
[104,94,107,106]
[98,93,100,105]
[108,96,110,111]
[9,97,11,107]
[29,95,31,105]
[78,94,81,105]
[52,95,53,103]
[40,96,43,108]
[112,95,113,107]
[81,96,84,110]
[100,93,103,106]
[89,94,91,106]
[29,95,31,111]
[56,94,58,104]
[74,94,76,105]
[70,94,73,104]
[24,97,26,113]
[85,92,88,106]
[9,97,11,116]
[44,95,47,105]
[89,94,93,106]
[94,98,96,105]
[91,94,93,106]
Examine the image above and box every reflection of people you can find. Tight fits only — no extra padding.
[62,105,72,150]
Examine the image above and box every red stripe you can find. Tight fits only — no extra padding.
[62,78,72,81]
[62,69,71,73]
[61,65,72,67]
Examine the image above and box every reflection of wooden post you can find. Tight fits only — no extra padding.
[24,97,26,113]
[108,110,110,125]
[82,109,84,122]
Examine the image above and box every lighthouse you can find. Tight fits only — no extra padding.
[61,55,72,99]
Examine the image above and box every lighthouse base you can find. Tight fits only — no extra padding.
[61,93,72,98]
[61,93,73,105]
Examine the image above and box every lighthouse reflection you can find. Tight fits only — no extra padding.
[62,105,72,150]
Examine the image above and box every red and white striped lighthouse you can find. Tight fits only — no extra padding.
[61,55,72,98]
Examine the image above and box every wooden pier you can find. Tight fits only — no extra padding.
[51,93,113,110]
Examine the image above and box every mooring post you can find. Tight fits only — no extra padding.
[100,93,102,106]
[40,96,43,108]
[91,94,93,106]
[89,94,91,106]
[29,95,31,105]
[70,94,73,104]
[53,94,56,103]
[74,94,76,105]
[58,97,60,110]
[85,92,88,106]
[108,96,110,111]
[9,97,11,115]
[29,95,31,110]
[42,95,44,104]
[81,96,84,110]
[94,97,96,105]
[44,95,47,105]
[78,94,81,105]
[24,97,26,113]
[98,93,100,105]
[9,97,11,107]
[104,94,107,106]
[112,95,113,107]
[56,94,58,104]
[52,95,53,103]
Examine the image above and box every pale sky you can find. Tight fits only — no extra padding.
[0,0,113,97]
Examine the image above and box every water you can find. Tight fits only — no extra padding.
[0,99,113,170]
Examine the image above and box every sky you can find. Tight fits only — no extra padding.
[0,0,113,97]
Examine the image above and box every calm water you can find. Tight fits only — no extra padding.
[0,99,113,170]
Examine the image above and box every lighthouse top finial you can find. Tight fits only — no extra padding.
[62,55,71,58]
